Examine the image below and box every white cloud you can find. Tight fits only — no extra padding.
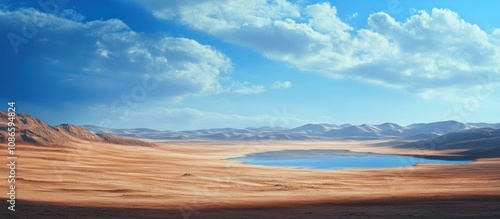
[228,82,266,94]
[151,0,301,33]
[136,1,500,99]
[271,81,292,89]
[346,12,358,20]
[226,80,292,94]
[0,7,232,106]
[492,28,500,45]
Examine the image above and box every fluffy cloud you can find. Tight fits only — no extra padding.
[0,7,232,106]
[271,81,292,89]
[136,0,500,99]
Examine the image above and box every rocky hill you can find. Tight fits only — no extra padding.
[0,111,153,146]
[396,128,500,157]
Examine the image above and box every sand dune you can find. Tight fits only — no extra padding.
[1,140,499,218]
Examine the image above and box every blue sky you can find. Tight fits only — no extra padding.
[1,0,499,130]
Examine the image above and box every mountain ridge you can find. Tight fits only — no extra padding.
[0,111,153,146]
[397,128,500,157]
[82,120,500,141]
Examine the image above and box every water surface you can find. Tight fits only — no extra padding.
[231,150,473,170]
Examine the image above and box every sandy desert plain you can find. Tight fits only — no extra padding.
[1,137,500,219]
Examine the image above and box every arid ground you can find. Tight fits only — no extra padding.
[2,140,500,218]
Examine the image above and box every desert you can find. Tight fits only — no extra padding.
[3,1,500,218]
[2,141,500,218]
[1,112,499,218]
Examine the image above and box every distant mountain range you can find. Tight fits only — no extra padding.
[82,121,500,141]
[397,128,500,157]
[2,111,499,157]
[0,111,153,146]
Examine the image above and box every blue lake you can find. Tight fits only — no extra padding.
[231,150,474,170]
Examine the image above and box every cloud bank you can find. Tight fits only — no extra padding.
[0,7,232,106]
[136,0,500,98]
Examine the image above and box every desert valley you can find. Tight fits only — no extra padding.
[2,1,500,218]
[0,111,499,218]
